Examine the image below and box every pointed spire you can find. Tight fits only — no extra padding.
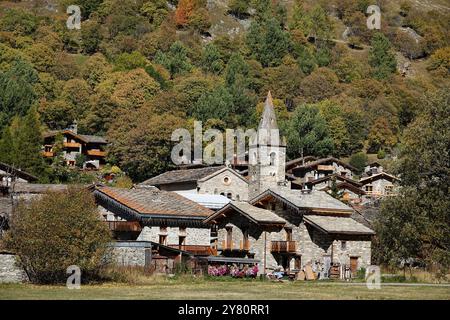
[258,91,278,130]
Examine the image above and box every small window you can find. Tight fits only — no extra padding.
[226,193,232,199]
[270,152,276,165]
[365,185,373,192]
[179,236,186,246]
[236,194,240,201]
[341,241,347,250]
[223,176,231,185]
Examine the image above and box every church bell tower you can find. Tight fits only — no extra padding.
[248,92,286,199]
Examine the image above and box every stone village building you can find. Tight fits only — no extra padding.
[134,92,376,276]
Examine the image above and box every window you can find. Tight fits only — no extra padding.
[178,236,186,246]
[226,193,232,199]
[365,185,373,192]
[159,235,167,245]
[341,241,347,250]
[223,176,231,185]
[385,185,393,194]
[236,194,240,201]
[285,228,292,241]
[270,152,276,165]
[214,188,218,195]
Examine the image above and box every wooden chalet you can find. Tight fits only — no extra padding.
[43,123,107,170]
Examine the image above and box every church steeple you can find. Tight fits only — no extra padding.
[248,91,287,199]
[258,91,278,131]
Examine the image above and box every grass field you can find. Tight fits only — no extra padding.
[1,278,449,300]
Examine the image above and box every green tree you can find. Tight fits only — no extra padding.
[246,18,290,67]
[374,90,450,277]
[191,86,234,124]
[285,104,334,159]
[349,152,368,175]
[369,33,397,80]
[114,51,148,71]
[0,59,38,130]
[4,188,111,284]
[201,43,224,75]
[14,107,46,177]
[155,41,193,78]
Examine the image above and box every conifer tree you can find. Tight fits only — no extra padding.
[369,32,397,80]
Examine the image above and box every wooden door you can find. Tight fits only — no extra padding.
[350,257,358,275]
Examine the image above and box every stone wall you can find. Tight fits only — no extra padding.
[137,226,210,246]
[108,241,154,268]
[0,253,28,283]
[198,169,249,201]
[215,201,372,275]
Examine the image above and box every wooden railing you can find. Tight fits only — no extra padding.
[220,240,250,251]
[271,241,296,253]
[42,151,54,157]
[106,221,142,232]
[167,245,217,256]
[64,142,81,148]
[86,149,106,157]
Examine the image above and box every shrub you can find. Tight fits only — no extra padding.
[4,187,112,284]
[377,149,386,159]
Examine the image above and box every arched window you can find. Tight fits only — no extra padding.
[270,152,276,165]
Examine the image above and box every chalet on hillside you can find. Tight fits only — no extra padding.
[291,157,357,183]
[359,172,401,198]
[43,123,107,170]
[292,173,365,203]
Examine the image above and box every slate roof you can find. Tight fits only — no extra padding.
[139,166,225,186]
[359,172,400,184]
[301,173,362,187]
[303,215,375,235]
[204,201,286,225]
[95,186,213,218]
[251,188,353,214]
[285,156,317,171]
[292,157,357,173]
[44,130,107,144]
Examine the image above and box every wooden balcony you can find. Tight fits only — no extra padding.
[86,149,106,157]
[42,151,54,157]
[220,240,250,251]
[317,165,334,171]
[271,241,296,253]
[168,245,217,256]
[106,221,142,232]
[64,142,81,148]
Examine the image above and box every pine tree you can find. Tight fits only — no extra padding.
[15,106,46,177]
[369,32,397,80]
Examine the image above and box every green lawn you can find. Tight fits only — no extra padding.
[1,279,449,300]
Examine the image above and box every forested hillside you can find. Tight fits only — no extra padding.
[0,0,448,182]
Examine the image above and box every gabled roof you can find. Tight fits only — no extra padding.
[292,157,357,173]
[94,186,213,219]
[13,183,69,193]
[139,166,225,186]
[285,156,317,171]
[204,201,286,225]
[0,162,38,182]
[304,215,375,235]
[44,130,107,144]
[359,172,400,185]
[251,188,353,215]
[297,173,362,187]
[321,181,366,196]
[197,166,248,184]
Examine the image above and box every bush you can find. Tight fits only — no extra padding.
[377,149,386,159]
[4,187,112,284]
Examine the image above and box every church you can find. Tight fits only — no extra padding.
[136,92,375,277]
